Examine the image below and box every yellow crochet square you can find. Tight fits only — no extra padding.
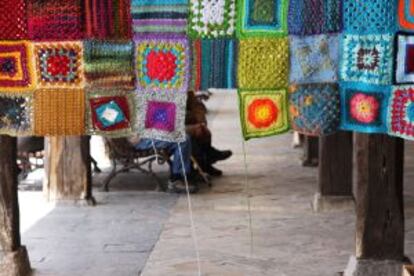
[238,38,289,89]
[34,89,85,135]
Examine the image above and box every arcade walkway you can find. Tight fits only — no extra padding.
[18,91,414,275]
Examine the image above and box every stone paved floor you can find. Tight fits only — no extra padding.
[16,91,414,276]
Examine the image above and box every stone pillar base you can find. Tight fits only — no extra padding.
[344,255,403,276]
[312,193,354,212]
[0,246,31,276]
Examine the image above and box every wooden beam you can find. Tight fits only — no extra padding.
[44,136,95,204]
[0,135,31,276]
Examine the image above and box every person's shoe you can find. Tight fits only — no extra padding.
[208,148,233,164]
[167,178,198,194]
[204,165,223,177]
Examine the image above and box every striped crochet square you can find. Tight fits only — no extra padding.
[343,0,396,34]
[189,0,236,38]
[238,38,288,89]
[191,39,237,90]
[289,84,340,136]
[340,34,393,85]
[135,35,190,93]
[136,92,187,142]
[340,82,389,134]
[0,0,28,40]
[28,0,84,40]
[388,86,414,140]
[0,92,33,136]
[237,0,288,38]
[131,0,188,34]
[288,0,341,35]
[84,0,132,40]
[34,42,85,89]
[0,41,35,92]
[87,90,136,137]
[84,41,135,89]
[34,89,85,136]
[290,34,339,84]
[398,0,414,32]
[239,89,289,140]
[395,34,414,84]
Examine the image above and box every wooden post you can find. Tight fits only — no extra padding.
[0,135,31,276]
[302,136,319,167]
[344,134,404,276]
[313,131,354,212]
[44,136,95,205]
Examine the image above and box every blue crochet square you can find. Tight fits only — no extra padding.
[340,82,390,133]
[343,0,396,34]
[288,0,341,35]
[340,34,394,85]
[290,34,339,84]
[95,101,126,128]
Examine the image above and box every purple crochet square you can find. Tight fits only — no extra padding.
[145,100,176,132]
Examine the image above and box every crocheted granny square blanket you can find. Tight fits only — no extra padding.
[34,41,85,89]
[191,39,237,90]
[136,91,187,142]
[86,90,136,137]
[340,82,389,134]
[239,89,289,140]
[131,0,188,34]
[288,0,342,35]
[289,84,340,136]
[395,34,414,84]
[238,37,289,89]
[135,35,190,93]
[340,34,394,85]
[0,93,33,136]
[290,34,339,84]
[188,0,236,38]
[388,86,414,140]
[237,0,288,38]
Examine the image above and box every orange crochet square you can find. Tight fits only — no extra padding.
[34,89,85,135]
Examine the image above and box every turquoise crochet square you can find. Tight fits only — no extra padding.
[96,101,126,128]
[340,34,394,85]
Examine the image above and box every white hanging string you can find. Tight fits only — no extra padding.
[241,139,254,256]
[177,142,202,276]
[151,139,159,163]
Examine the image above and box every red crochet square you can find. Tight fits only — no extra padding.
[89,96,131,131]
[0,0,28,39]
[28,0,84,40]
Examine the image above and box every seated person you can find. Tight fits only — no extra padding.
[131,135,198,194]
[186,91,232,176]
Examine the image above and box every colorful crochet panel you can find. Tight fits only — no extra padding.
[388,86,414,140]
[0,93,33,136]
[396,34,414,84]
[0,0,28,40]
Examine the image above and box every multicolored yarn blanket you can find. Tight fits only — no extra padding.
[0,0,413,142]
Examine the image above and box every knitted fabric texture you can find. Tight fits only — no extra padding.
[340,82,389,134]
[28,0,84,40]
[0,92,33,136]
[395,34,414,84]
[135,34,190,93]
[290,34,339,84]
[84,0,132,40]
[188,0,236,38]
[136,91,187,142]
[239,89,289,140]
[343,0,396,34]
[237,0,288,38]
[84,41,135,89]
[191,39,237,90]
[34,41,85,89]
[289,84,340,136]
[340,34,394,85]
[388,86,414,140]
[0,41,35,92]
[34,89,85,136]
[131,0,188,34]
[398,0,414,31]
[288,0,341,35]
[87,90,136,137]
[238,38,288,89]
[0,0,28,40]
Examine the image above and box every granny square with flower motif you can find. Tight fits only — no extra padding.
[388,86,414,140]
